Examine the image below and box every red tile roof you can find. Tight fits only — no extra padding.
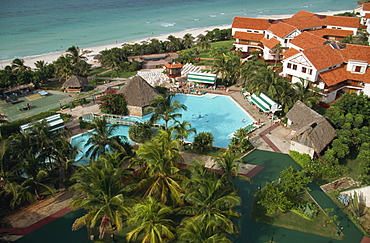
[365,13,370,18]
[261,37,280,49]
[308,28,353,38]
[324,15,360,28]
[164,62,183,69]
[319,65,370,86]
[283,15,324,30]
[232,17,271,30]
[302,44,343,70]
[290,31,327,50]
[267,21,297,38]
[233,31,264,41]
[282,12,360,30]
[363,3,370,11]
[339,44,370,63]
[282,48,300,58]
[291,10,315,18]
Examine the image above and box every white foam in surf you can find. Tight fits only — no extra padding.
[161,22,176,27]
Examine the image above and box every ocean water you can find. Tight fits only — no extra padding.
[0,0,356,61]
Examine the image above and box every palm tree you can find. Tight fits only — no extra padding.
[11,58,30,72]
[66,46,85,64]
[169,120,196,145]
[134,130,186,206]
[273,43,283,66]
[70,160,132,239]
[165,35,182,52]
[85,117,127,159]
[293,78,320,107]
[180,178,241,235]
[177,219,233,243]
[145,94,187,131]
[214,150,252,184]
[182,33,195,49]
[54,55,73,81]
[126,196,175,243]
[192,132,214,151]
[51,137,80,190]
[196,34,210,50]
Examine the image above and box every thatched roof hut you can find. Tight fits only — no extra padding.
[62,75,88,93]
[286,100,335,158]
[117,76,159,116]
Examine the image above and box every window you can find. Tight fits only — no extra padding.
[293,64,297,70]
[284,39,288,44]
[308,69,312,75]
[254,31,259,33]
[301,67,307,73]
[247,30,252,33]
[287,63,292,69]
[355,66,361,72]
[266,34,270,39]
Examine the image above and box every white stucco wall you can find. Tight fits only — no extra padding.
[290,141,315,158]
[363,83,370,97]
[341,186,370,207]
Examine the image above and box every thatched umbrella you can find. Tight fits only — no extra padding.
[62,75,88,93]
[117,76,159,116]
[286,100,336,156]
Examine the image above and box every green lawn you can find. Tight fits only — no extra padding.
[250,193,343,240]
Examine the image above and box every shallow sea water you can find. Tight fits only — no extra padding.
[0,0,356,60]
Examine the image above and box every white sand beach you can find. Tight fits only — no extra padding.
[0,9,353,70]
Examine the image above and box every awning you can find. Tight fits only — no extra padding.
[187,72,216,84]
[250,94,270,112]
[259,93,282,112]
[250,93,282,113]
[20,114,65,133]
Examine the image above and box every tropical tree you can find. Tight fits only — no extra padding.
[53,55,73,81]
[196,34,210,50]
[134,130,186,206]
[165,35,183,52]
[192,132,214,151]
[169,120,196,145]
[228,127,253,154]
[273,43,283,66]
[70,160,132,239]
[66,46,85,64]
[11,58,30,72]
[177,219,233,243]
[293,78,320,107]
[85,117,128,159]
[182,33,195,49]
[128,121,153,143]
[98,89,128,115]
[126,196,175,243]
[146,94,187,131]
[180,178,241,235]
[214,150,252,184]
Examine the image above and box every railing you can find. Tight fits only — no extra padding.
[321,81,364,94]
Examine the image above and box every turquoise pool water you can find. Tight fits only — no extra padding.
[70,94,254,162]
[169,94,254,147]
[71,125,131,164]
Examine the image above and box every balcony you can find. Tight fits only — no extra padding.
[321,81,365,94]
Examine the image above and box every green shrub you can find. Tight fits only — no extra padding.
[128,122,153,143]
[289,151,312,168]
[192,132,214,151]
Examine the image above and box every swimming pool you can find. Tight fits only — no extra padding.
[70,93,254,161]
[71,125,132,165]
[168,94,254,147]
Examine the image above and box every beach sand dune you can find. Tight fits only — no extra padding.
[0,10,353,70]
